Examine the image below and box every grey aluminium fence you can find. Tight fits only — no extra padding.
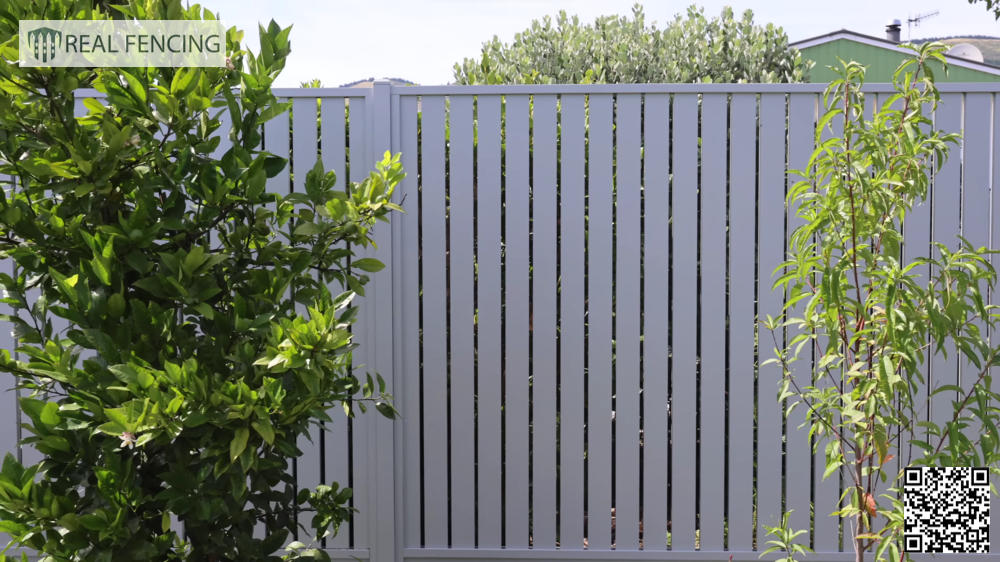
[3,81,1000,562]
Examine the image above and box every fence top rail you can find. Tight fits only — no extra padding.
[388,82,1000,95]
[72,82,1000,102]
[271,87,370,97]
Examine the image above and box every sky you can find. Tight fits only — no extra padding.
[198,0,1000,87]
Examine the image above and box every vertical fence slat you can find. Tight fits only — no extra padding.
[212,106,233,161]
[625,96,659,548]
[757,93,786,537]
[291,96,324,541]
[321,98,347,189]
[318,101,348,525]
[398,95,422,549]
[785,93,816,539]
[349,97,370,182]
[420,95,449,548]
[262,99,291,543]
[960,94,990,400]
[448,95,477,548]
[372,81,397,562]
[73,97,88,118]
[587,94,614,550]
[559,94,587,550]
[902,95,932,540]
[292,98,319,193]
[813,104,842,554]
[875,92,905,508]
[16,271,40,469]
[504,94,531,548]
[476,95,504,548]
[0,254,15,550]
[993,93,1000,554]
[670,93,697,551]
[324,414,352,549]
[316,95,353,551]
[959,94,990,531]
[0,225,16,463]
[728,93,756,551]
[531,94,559,548]
[699,92,727,552]
[612,93,641,550]
[641,93,670,551]
[263,102,290,195]
[350,93,372,550]
[930,94,962,439]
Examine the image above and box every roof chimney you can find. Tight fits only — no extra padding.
[885,19,902,42]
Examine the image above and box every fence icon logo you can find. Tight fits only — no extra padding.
[26,26,62,63]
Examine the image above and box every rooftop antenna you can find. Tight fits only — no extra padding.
[907,10,940,40]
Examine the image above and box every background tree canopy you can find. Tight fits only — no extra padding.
[969,0,1000,20]
[452,3,812,85]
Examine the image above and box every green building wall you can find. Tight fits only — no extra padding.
[799,39,1000,83]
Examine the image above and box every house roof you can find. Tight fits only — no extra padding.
[790,29,1000,77]
[340,77,416,88]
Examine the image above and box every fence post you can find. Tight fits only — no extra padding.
[368,80,397,562]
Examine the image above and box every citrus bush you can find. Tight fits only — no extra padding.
[0,0,400,559]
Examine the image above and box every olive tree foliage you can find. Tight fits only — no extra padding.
[453,3,811,85]
[0,0,399,560]
[764,43,1000,562]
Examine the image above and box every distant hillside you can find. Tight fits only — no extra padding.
[914,36,1000,66]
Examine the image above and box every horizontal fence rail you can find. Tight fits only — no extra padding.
[2,81,1000,562]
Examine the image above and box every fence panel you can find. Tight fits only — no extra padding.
[6,82,1000,562]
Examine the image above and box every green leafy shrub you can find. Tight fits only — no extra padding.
[453,3,811,84]
[766,43,1000,562]
[0,1,400,559]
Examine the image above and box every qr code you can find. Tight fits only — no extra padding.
[904,467,990,553]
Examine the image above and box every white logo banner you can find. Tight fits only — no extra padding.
[19,20,226,67]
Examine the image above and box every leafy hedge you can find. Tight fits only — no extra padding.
[0,1,399,560]
[453,3,811,85]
